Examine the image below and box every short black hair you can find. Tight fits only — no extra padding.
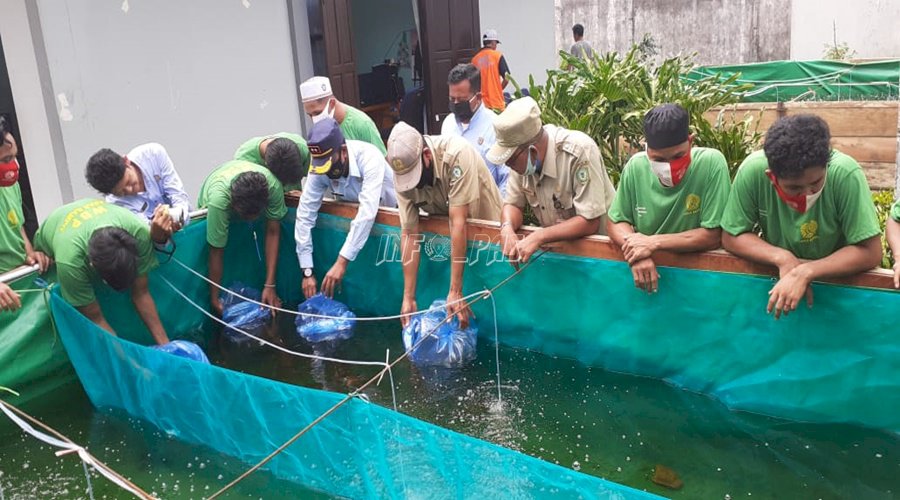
[89,227,139,291]
[85,148,126,194]
[763,114,831,179]
[448,63,481,93]
[573,24,585,37]
[0,115,11,141]
[264,138,303,185]
[231,171,269,219]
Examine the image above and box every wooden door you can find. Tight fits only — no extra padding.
[417,0,480,133]
[320,0,360,107]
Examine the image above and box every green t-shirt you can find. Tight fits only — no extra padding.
[233,132,309,191]
[341,105,387,155]
[890,199,900,222]
[721,149,881,260]
[33,199,156,307]
[608,147,731,235]
[197,160,287,248]
[0,183,26,273]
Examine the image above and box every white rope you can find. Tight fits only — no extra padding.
[0,403,154,500]
[168,257,487,321]
[485,290,503,405]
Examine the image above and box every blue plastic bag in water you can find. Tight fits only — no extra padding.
[295,294,356,343]
[152,340,210,364]
[221,283,271,342]
[402,300,477,368]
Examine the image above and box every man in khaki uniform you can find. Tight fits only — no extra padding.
[488,97,615,267]
[386,121,502,329]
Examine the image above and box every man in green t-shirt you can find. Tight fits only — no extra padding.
[721,115,882,319]
[233,133,309,192]
[0,116,51,311]
[607,104,731,293]
[198,160,288,316]
[299,76,387,155]
[33,199,174,344]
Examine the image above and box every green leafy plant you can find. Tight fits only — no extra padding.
[692,108,764,179]
[872,190,894,269]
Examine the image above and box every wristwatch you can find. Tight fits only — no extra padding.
[302,268,314,278]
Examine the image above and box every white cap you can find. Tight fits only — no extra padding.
[300,76,333,103]
[482,29,500,43]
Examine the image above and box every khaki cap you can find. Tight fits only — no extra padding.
[486,96,543,165]
[386,121,424,192]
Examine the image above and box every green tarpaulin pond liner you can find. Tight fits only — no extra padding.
[37,208,900,497]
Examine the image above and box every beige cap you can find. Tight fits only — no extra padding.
[386,121,425,192]
[300,76,333,103]
[486,96,543,165]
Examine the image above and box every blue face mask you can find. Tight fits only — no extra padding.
[523,147,541,176]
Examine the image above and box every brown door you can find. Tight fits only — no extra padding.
[320,0,360,107]
[418,0,481,133]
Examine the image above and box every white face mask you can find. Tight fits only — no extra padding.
[311,99,335,124]
[648,160,675,187]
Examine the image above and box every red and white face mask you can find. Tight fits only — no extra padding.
[766,171,825,213]
[0,159,19,187]
[648,149,692,188]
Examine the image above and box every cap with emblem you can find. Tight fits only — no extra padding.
[643,103,690,149]
[300,76,333,103]
[307,117,345,175]
[486,96,543,165]
[482,29,501,44]
[386,121,425,192]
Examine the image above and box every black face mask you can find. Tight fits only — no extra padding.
[326,156,347,180]
[450,98,475,123]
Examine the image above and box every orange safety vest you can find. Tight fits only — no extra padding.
[471,48,506,112]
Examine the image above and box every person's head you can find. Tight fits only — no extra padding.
[447,63,482,124]
[88,227,139,291]
[482,29,500,50]
[300,76,338,124]
[386,121,436,192]
[85,148,144,197]
[764,114,831,196]
[573,23,585,41]
[0,116,20,187]
[643,103,693,162]
[264,138,304,185]
[307,118,349,180]
[230,171,269,221]
[487,97,545,175]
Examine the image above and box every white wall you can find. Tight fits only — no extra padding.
[479,0,557,87]
[29,0,307,203]
[791,0,900,59]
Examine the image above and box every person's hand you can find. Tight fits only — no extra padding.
[210,296,224,317]
[893,261,900,289]
[630,257,659,293]
[261,286,282,317]
[150,205,175,244]
[0,283,22,312]
[768,263,814,319]
[446,289,472,329]
[302,276,317,300]
[321,259,348,298]
[400,295,417,328]
[622,233,659,265]
[26,251,52,273]
[515,230,544,264]
[500,225,521,270]
[776,254,802,280]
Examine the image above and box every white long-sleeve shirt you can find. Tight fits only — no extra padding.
[106,142,192,225]
[295,140,397,269]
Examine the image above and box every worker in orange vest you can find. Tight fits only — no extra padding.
[471,29,510,112]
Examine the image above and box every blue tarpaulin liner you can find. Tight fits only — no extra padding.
[403,300,478,368]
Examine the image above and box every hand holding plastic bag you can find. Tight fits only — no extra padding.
[402,300,477,368]
[221,283,272,341]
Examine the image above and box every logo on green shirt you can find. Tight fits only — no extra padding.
[685,194,701,215]
[800,220,819,242]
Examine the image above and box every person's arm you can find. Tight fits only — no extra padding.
[399,225,422,327]
[621,228,722,263]
[722,231,798,271]
[516,215,600,263]
[131,274,170,345]
[0,283,22,312]
[208,245,225,316]
[295,176,327,299]
[446,205,471,328]
[260,219,282,312]
[887,217,900,288]
[20,227,51,273]
[78,301,115,334]
[606,220,635,250]
[498,56,510,89]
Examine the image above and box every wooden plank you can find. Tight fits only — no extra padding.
[860,162,897,191]
[831,137,897,163]
[298,198,897,291]
[706,103,898,137]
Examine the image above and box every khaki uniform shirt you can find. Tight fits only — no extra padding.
[397,135,502,229]
[504,125,615,233]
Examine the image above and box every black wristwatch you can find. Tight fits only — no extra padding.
[302,268,314,278]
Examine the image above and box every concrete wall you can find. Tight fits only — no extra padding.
[350,0,417,86]
[18,0,308,206]
[791,0,900,59]
[554,0,791,65]
[479,0,557,86]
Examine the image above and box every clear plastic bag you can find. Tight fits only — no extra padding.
[152,340,210,364]
[220,283,271,343]
[295,293,356,343]
[402,300,477,368]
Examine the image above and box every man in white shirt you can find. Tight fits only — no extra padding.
[85,143,191,227]
[441,63,509,197]
[295,118,397,299]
